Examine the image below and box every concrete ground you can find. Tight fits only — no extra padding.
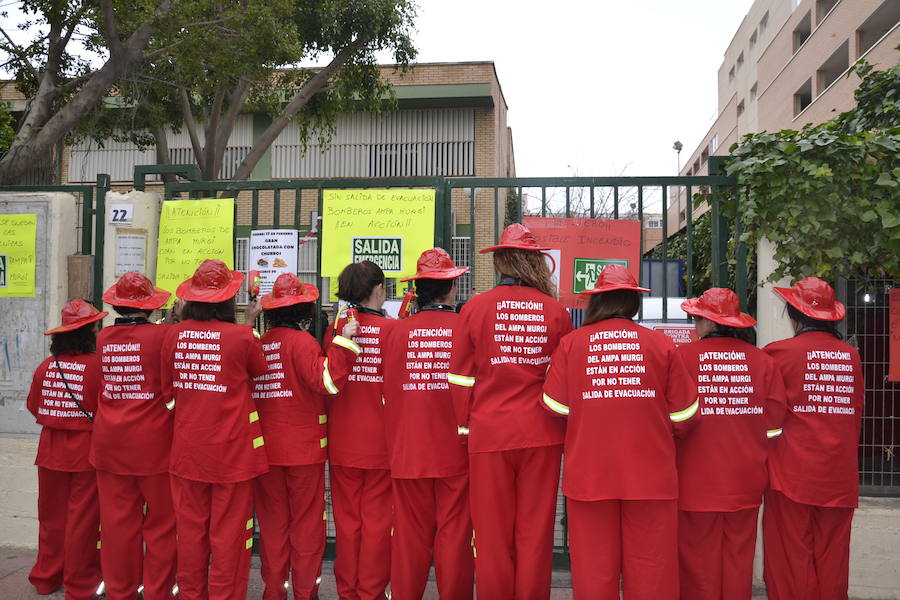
[0,546,777,599]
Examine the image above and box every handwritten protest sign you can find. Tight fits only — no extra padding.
[249,229,299,294]
[523,217,641,309]
[321,189,435,278]
[0,213,37,297]
[156,199,234,307]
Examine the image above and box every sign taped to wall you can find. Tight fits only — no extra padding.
[249,229,299,295]
[890,288,900,382]
[523,216,641,309]
[156,199,234,307]
[0,213,37,297]
[321,189,435,279]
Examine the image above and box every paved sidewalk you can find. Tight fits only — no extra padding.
[1,546,774,599]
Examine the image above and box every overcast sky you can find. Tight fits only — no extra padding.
[407,0,755,178]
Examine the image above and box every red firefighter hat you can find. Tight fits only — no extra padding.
[580,264,651,294]
[102,272,171,310]
[774,277,845,321]
[681,288,756,328]
[479,223,550,253]
[176,259,245,303]
[44,299,108,335]
[400,248,470,282]
[260,273,319,309]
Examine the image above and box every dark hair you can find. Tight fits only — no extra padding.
[50,324,97,356]
[337,261,385,305]
[786,304,841,339]
[493,249,556,298]
[414,278,455,307]
[583,290,641,326]
[710,322,757,345]
[112,305,152,319]
[264,302,315,330]
[182,298,236,323]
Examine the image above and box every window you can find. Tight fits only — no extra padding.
[737,52,744,70]
[737,99,745,117]
[728,66,735,82]
[750,82,758,101]
[793,11,812,53]
[701,148,709,164]
[794,78,813,116]
[760,11,769,34]
[857,0,900,58]
[816,0,839,23]
[678,210,686,224]
[749,30,758,50]
[817,40,850,94]
[646,217,663,229]
[710,134,719,153]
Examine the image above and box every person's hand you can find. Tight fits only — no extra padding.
[341,319,360,338]
[245,297,262,324]
[164,300,184,324]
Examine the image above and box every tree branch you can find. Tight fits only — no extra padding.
[212,78,251,176]
[178,88,207,174]
[204,87,226,179]
[0,26,38,80]
[99,0,122,55]
[231,38,367,181]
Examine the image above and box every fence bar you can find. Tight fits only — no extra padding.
[273,189,281,228]
[613,186,619,219]
[637,186,644,322]
[517,186,523,224]
[251,189,260,228]
[686,186,693,300]
[470,187,476,292]
[661,186,668,322]
[294,188,302,229]
[93,174,111,309]
[589,187,595,219]
[734,189,748,311]
[541,187,546,217]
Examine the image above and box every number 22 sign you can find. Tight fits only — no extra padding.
[108,203,133,225]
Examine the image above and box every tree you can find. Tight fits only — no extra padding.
[89,0,417,181]
[0,0,181,184]
[725,56,900,281]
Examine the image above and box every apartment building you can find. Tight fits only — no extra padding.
[669,0,898,233]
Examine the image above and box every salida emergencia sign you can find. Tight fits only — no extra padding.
[353,237,403,272]
[573,258,628,293]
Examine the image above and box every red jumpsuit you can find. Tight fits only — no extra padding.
[675,336,787,600]
[383,307,474,600]
[27,353,102,600]
[449,284,572,600]
[92,320,176,600]
[160,320,269,600]
[324,310,394,600]
[762,331,864,600]
[252,328,360,600]
[542,318,697,600]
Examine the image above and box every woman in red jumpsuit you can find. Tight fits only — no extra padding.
[675,287,787,600]
[160,259,269,600]
[762,277,864,600]
[27,299,106,600]
[449,223,572,600]
[325,260,394,600]
[253,273,360,600]
[541,264,697,600]
[383,248,474,600]
[93,272,176,600]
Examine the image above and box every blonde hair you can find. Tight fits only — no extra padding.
[493,248,557,298]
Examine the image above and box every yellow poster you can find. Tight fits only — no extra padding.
[0,213,37,297]
[156,199,234,307]
[321,189,435,279]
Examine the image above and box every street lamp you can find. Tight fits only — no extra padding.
[673,141,683,174]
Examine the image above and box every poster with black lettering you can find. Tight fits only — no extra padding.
[171,329,228,393]
[249,230,299,294]
[491,300,554,367]
[581,329,654,400]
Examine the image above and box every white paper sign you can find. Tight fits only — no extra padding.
[542,249,561,295]
[249,229,299,294]
[108,203,134,225]
[115,233,146,276]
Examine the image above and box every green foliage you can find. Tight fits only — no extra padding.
[725,55,900,281]
[0,103,14,154]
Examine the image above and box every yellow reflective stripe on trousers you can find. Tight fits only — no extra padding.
[248,411,259,423]
[246,518,253,530]
[457,425,470,436]
[323,358,339,395]
[252,436,265,449]
[245,537,253,550]
[332,335,361,355]
[165,398,175,410]
[670,399,699,422]
[542,393,569,416]
[318,414,327,424]
[447,372,475,387]
[767,428,783,438]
